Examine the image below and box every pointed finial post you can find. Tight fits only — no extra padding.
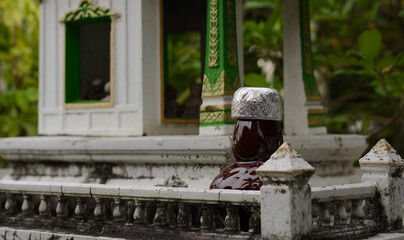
[256,142,314,239]
[360,139,404,230]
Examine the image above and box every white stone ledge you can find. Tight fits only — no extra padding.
[0,135,232,164]
[284,134,368,162]
[0,180,260,204]
[2,180,379,205]
[0,134,367,165]
[311,183,376,202]
[0,227,127,240]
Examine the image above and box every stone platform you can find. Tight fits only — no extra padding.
[0,134,368,188]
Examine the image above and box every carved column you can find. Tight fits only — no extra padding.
[283,0,326,135]
[256,142,314,239]
[199,0,241,136]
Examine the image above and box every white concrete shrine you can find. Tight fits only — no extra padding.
[0,0,369,189]
[0,2,391,239]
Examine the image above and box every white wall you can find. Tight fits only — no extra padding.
[39,0,145,136]
[39,0,244,136]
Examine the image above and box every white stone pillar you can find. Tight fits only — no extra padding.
[359,139,404,230]
[256,142,314,240]
[283,0,326,136]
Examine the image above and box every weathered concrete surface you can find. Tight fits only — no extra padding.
[257,143,314,240]
[0,224,259,240]
[0,227,126,240]
[360,139,404,231]
[366,233,404,240]
[0,134,367,187]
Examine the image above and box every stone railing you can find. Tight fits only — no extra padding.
[0,139,403,240]
[312,183,377,226]
[311,183,380,239]
[255,140,404,240]
[0,181,260,239]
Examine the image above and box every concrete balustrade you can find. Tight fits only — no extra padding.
[0,139,402,240]
[0,181,261,239]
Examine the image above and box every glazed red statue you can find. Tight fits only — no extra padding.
[210,87,283,190]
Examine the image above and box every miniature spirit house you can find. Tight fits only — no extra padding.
[15,0,368,188]
[1,0,403,239]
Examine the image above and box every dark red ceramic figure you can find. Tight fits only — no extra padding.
[210,87,283,190]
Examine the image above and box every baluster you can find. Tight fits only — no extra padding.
[200,204,215,230]
[153,202,168,227]
[311,203,319,227]
[74,197,86,220]
[94,197,106,221]
[39,195,51,217]
[249,205,260,234]
[113,198,125,222]
[352,199,365,223]
[21,194,34,215]
[56,196,68,218]
[133,200,146,225]
[177,203,192,228]
[5,193,17,215]
[337,201,348,225]
[225,206,239,232]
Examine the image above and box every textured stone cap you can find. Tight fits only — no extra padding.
[232,87,282,121]
[256,142,315,175]
[359,139,404,167]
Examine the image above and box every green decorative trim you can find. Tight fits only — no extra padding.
[200,104,232,111]
[308,112,326,128]
[64,0,118,23]
[203,0,239,90]
[66,100,110,104]
[299,0,321,102]
[308,109,326,127]
[65,24,81,103]
[201,0,240,129]
[200,109,236,127]
[208,0,219,68]
[202,71,240,97]
[227,0,237,67]
[64,16,112,105]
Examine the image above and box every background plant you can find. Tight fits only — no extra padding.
[243,0,404,156]
[0,0,39,138]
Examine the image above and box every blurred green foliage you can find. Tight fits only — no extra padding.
[243,0,404,156]
[0,0,39,139]
[243,0,283,90]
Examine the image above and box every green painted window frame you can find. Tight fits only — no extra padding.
[61,0,118,109]
[64,17,113,108]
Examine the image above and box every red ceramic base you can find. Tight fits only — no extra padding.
[209,161,263,190]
